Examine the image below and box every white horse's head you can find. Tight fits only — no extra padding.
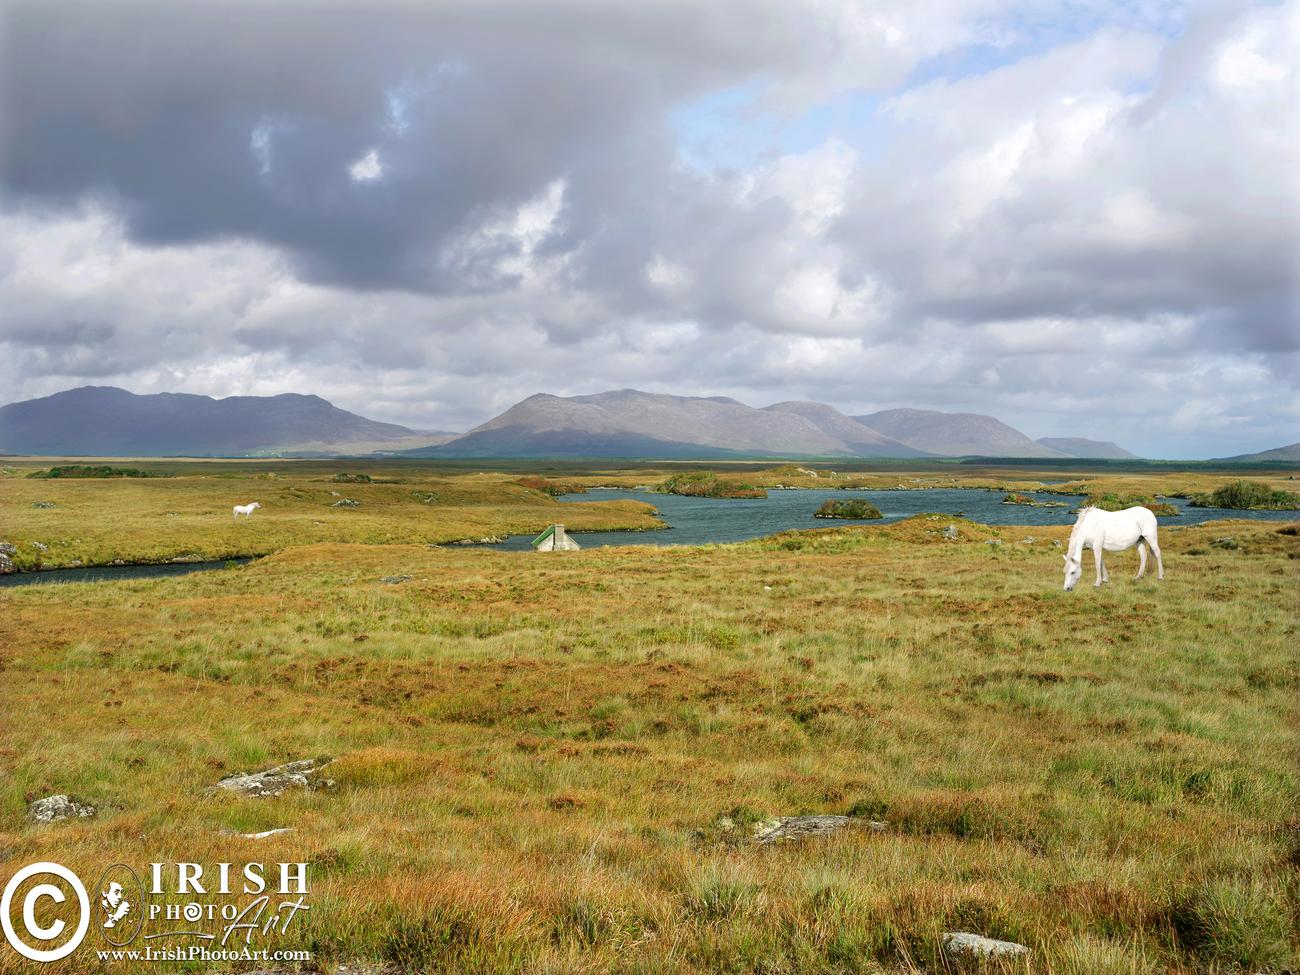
[1062,553,1083,591]
[250,502,262,510]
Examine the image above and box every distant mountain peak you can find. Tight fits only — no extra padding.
[1036,437,1139,459]
[0,386,434,457]
[1214,442,1300,463]
[853,407,1064,458]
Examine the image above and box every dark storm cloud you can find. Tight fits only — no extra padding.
[0,0,845,293]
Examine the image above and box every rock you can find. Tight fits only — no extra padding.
[28,794,97,824]
[380,575,412,584]
[331,498,360,508]
[752,815,887,846]
[0,542,16,556]
[1210,536,1239,550]
[1019,537,1035,544]
[31,501,56,509]
[942,932,1030,962]
[942,525,959,540]
[31,541,48,551]
[231,827,294,839]
[210,758,334,798]
[985,539,1003,547]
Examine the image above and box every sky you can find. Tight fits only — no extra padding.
[0,0,1296,458]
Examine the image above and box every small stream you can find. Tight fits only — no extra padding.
[0,557,253,588]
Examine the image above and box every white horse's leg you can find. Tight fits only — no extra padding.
[1146,534,1164,581]
[1101,557,1109,583]
[1135,541,1147,579]
[1093,545,1105,587]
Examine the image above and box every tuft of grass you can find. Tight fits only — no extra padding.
[1169,877,1294,969]
[683,865,763,923]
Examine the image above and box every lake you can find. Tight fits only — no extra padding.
[3,488,1293,583]
[485,487,1299,550]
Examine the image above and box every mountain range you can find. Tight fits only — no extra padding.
[0,386,448,457]
[8,384,1285,461]
[411,389,1136,460]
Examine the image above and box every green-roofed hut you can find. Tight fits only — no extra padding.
[532,523,580,551]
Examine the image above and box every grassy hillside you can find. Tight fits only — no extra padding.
[0,461,1295,973]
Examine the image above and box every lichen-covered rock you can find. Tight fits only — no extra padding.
[28,794,97,824]
[211,758,334,798]
[0,542,16,574]
[942,932,1030,962]
[232,828,294,839]
[380,575,412,584]
[331,498,360,508]
[753,815,887,846]
[942,524,959,541]
[31,501,56,509]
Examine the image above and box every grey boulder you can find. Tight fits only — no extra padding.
[753,815,887,846]
[211,758,334,798]
[942,932,1030,962]
[28,794,97,824]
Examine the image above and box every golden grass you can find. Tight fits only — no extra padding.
[0,463,1296,974]
[0,465,662,569]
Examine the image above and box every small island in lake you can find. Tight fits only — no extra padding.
[1002,492,1068,507]
[814,499,883,519]
[658,472,766,499]
[1083,493,1180,516]
[1189,480,1300,511]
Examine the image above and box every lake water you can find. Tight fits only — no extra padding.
[485,487,1299,550]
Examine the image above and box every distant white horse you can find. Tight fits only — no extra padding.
[1063,506,1163,591]
[232,502,262,519]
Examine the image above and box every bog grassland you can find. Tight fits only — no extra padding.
[0,458,1296,974]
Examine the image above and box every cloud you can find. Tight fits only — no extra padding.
[0,0,1296,457]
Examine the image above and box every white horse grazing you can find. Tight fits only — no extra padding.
[1063,506,1163,591]
[232,502,262,519]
